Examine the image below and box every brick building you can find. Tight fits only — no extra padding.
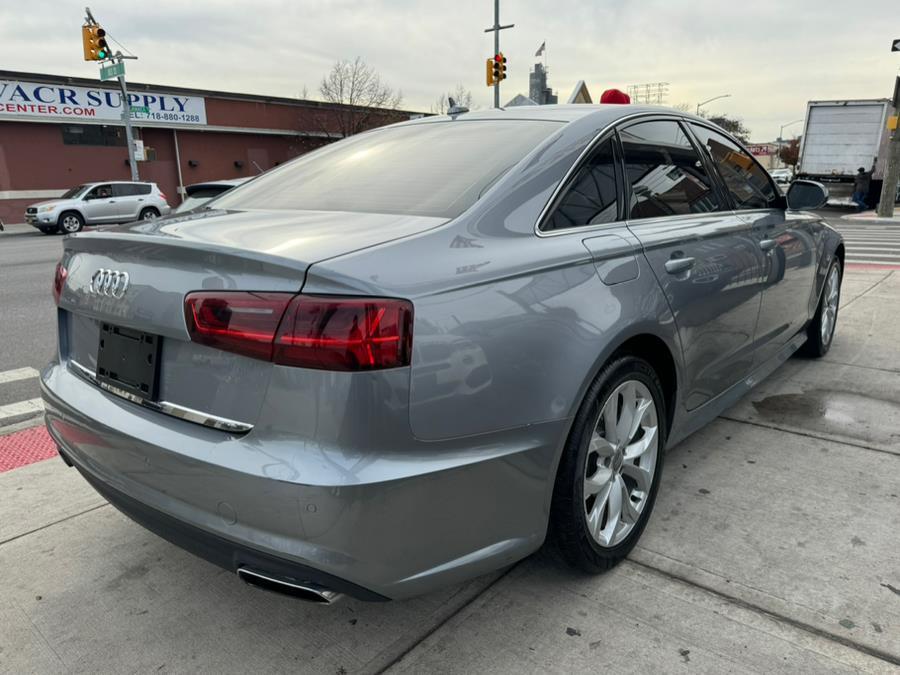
[0,70,419,223]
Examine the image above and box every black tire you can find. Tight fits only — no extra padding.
[551,355,668,573]
[57,211,84,234]
[139,207,160,220]
[38,227,56,235]
[799,258,842,358]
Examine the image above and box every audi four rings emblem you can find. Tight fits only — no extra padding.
[89,269,130,298]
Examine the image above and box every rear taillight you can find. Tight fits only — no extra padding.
[185,292,292,361]
[183,292,413,371]
[53,262,68,304]
[159,190,168,201]
[274,296,413,371]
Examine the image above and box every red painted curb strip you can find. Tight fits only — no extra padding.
[0,426,57,473]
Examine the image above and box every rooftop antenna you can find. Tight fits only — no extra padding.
[447,96,469,116]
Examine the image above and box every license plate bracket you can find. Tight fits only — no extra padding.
[96,323,162,401]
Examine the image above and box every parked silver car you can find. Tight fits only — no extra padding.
[25,181,171,234]
[173,178,250,214]
[42,106,843,603]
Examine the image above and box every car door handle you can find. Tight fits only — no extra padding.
[759,239,777,252]
[665,257,695,274]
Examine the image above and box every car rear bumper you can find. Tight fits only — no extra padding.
[41,361,565,600]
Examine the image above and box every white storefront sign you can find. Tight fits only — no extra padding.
[133,139,145,161]
[0,79,207,126]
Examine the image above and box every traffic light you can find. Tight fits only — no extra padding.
[493,53,507,82]
[486,53,507,86]
[82,24,110,61]
[486,57,496,86]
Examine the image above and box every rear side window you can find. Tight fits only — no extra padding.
[542,138,618,231]
[113,184,152,197]
[690,124,779,209]
[620,120,720,219]
[212,120,563,219]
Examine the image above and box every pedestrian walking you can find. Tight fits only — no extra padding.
[852,166,872,212]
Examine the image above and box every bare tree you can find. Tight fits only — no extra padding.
[703,114,751,143]
[431,85,475,114]
[318,57,403,137]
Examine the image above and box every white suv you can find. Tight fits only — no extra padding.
[25,181,171,234]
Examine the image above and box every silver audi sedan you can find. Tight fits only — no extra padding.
[42,105,843,603]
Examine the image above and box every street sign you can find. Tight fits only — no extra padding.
[133,139,145,161]
[129,105,150,114]
[893,38,900,52]
[99,61,125,81]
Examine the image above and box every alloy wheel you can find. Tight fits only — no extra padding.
[820,265,840,345]
[583,380,659,548]
[142,210,158,220]
[61,215,81,233]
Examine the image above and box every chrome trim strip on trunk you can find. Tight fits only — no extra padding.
[67,359,254,434]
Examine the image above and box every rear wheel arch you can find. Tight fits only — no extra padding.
[549,331,680,488]
[609,334,678,436]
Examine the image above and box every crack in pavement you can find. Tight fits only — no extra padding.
[0,502,108,547]
[719,415,900,458]
[625,557,900,668]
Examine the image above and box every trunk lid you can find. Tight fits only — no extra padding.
[58,208,446,430]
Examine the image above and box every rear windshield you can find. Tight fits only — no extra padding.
[212,120,563,218]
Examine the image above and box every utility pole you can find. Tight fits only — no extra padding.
[484,0,514,109]
[876,42,900,218]
[84,7,139,181]
[116,64,139,181]
[877,127,900,218]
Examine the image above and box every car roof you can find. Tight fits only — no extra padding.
[402,103,706,126]
[81,180,156,187]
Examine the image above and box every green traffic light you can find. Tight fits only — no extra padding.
[98,50,107,58]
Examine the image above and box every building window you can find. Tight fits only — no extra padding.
[61,125,127,147]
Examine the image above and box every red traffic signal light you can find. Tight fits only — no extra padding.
[492,53,507,82]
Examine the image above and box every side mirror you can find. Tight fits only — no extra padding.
[786,180,828,210]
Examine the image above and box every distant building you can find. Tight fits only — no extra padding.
[528,63,557,105]
[747,142,784,170]
[505,94,538,107]
[567,81,593,104]
[0,69,421,222]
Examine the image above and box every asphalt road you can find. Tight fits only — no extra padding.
[0,226,61,413]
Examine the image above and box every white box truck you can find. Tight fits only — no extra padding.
[796,99,898,207]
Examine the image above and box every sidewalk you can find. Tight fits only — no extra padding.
[1,269,899,674]
[840,210,900,224]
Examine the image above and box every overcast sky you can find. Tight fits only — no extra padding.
[3,0,899,140]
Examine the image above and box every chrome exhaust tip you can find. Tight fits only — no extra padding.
[237,567,342,604]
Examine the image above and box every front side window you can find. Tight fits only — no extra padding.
[542,138,618,231]
[620,120,720,220]
[213,120,563,219]
[61,185,89,199]
[86,184,113,200]
[690,124,779,210]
